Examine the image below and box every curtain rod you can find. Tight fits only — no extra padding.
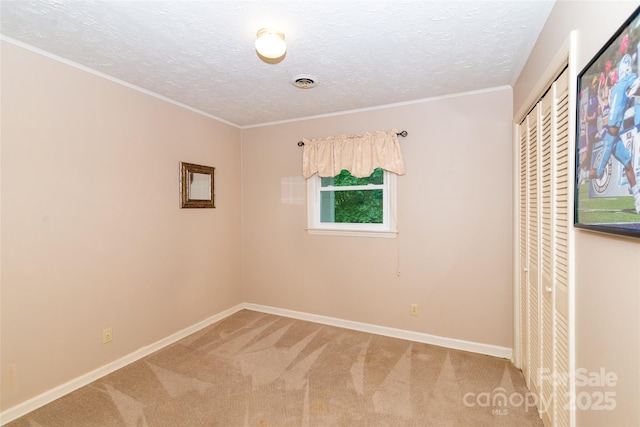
[297,130,407,147]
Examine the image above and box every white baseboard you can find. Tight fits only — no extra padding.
[0,304,245,426]
[243,303,513,360]
[1,302,512,425]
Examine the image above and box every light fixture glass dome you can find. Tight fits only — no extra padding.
[255,28,286,59]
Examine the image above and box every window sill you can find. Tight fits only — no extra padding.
[306,228,398,238]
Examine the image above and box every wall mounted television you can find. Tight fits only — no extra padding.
[575,5,640,239]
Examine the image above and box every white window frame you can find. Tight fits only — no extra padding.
[306,170,397,238]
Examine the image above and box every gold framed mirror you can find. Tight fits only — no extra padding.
[180,162,215,208]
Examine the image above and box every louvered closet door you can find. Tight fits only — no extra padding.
[518,114,530,387]
[539,82,555,427]
[518,67,571,427]
[527,104,541,399]
[551,68,571,427]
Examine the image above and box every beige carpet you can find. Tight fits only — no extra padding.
[6,310,543,426]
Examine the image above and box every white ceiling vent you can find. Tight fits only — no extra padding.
[290,74,318,89]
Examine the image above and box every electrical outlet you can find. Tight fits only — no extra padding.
[102,327,113,344]
[410,304,419,317]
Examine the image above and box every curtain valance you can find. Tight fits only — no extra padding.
[301,129,406,179]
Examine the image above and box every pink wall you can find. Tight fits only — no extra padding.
[0,41,243,410]
[514,2,640,425]
[241,88,514,349]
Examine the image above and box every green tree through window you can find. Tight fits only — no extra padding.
[320,168,384,224]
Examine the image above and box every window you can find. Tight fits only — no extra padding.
[307,167,397,237]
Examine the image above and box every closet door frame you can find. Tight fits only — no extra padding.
[513,32,577,427]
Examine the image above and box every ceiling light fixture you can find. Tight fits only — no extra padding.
[255,28,286,59]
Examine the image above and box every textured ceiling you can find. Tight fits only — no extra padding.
[0,0,555,127]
